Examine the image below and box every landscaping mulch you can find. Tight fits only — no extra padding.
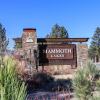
[26,91,73,100]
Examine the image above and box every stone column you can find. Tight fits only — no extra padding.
[22,28,37,68]
[77,43,88,68]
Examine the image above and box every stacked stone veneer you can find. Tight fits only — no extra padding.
[77,43,88,68]
[38,65,75,75]
[15,28,37,68]
[22,28,37,50]
[22,28,37,67]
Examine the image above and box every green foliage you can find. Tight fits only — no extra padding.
[16,43,22,48]
[88,47,95,59]
[96,79,100,91]
[85,61,99,81]
[91,97,100,100]
[73,61,99,100]
[89,27,100,61]
[46,24,69,38]
[73,69,92,100]
[0,57,26,100]
[0,23,8,55]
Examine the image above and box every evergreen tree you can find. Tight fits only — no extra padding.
[46,24,69,38]
[0,23,8,55]
[60,26,68,38]
[89,27,100,62]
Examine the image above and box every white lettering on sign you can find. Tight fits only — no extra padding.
[46,49,72,54]
[51,54,64,58]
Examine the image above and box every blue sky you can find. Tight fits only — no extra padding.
[0,0,100,49]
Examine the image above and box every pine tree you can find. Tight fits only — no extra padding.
[0,23,8,55]
[89,27,100,62]
[60,26,69,38]
[46,24,69,38]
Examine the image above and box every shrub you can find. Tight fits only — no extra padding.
[31,72,54,89]
[73,69,92,100]
[73,61,99,100]
[96,79,100,91]
[47,79,72,92]
[0,57,26,100]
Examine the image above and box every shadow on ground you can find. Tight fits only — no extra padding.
[25,72,73,94]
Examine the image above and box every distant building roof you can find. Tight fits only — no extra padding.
[13,38,22,42]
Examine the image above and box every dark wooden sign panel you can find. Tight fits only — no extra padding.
[38,44,77,66]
